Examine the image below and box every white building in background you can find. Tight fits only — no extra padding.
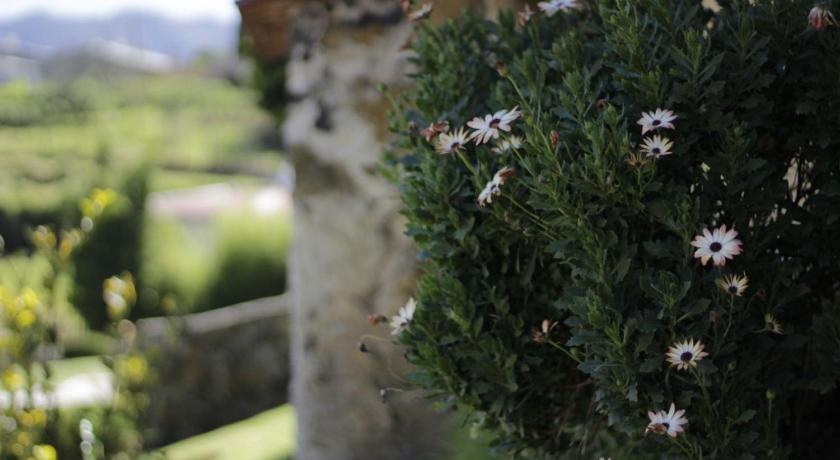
[1,34,179,85]
[42,38,176,81]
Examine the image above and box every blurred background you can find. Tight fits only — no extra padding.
[0,0,298,458]
[0,0,496,459]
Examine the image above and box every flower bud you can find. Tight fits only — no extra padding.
[495,61,508,77]
[367,314,388,326]
[550,130,561,148]
[809,6,835,31]
[517,5,536,27]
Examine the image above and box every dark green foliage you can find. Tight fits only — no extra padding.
[71,167,148,329]
[239,24,289,119]
[252,59,289,119]
[392,1,840,458]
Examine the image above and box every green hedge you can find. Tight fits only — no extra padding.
[71,167,149,330]
[392,1,840,459]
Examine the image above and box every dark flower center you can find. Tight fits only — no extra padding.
[663,422,670,429]
[489,118,501,128]
[710,242,722,252]
[652,147,661,154]
[680,351,693,362]
[728,285,738,294]
[652,119,661,126]
[452,142,461,150]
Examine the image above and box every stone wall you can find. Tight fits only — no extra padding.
[136,295,290,447]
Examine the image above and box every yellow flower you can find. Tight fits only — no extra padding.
[32,444,57,460]
[81,188,119,220]
[31,409,47,427]
[103,273,137,321]
[2,367,26,392]
[117,355,148,384]
[59,229,84,262]
[15,430,32,449]
[16,309,37,329]
[20,288,40,310]
[31,226,56,250]
[18,409,34,428]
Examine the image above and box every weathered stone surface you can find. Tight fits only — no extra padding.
[282,3,450,460]
[282,1,527,458]
[137,296,290,447]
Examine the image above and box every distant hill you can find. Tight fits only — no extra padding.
[0,11,238,62]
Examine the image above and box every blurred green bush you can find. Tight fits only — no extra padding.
[0,81,90,127]
[0,73,290,330]
[196,212,290,312]
[141,211,290,315]
[71,169,148,330]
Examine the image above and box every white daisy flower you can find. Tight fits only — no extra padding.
[646,403,688,438]
[491,135,524,155]
[537,0,580,17]
[408,3,433,22]
[478,166,516,207]
[666,338,709,371]
[717,274,749,297]
[764,313,783,335]
[690,224,743,267]
[640,135,674,158]
[436,128,470,155]
[467,107,522,145]
[637,108,677,135]
[390,298,416,336]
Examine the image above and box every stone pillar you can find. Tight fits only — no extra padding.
[281,2,441,459]
[276,1,525,458]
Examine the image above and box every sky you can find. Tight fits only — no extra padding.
[0,0,239,21]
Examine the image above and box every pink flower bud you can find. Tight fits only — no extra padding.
[809,6,836,31]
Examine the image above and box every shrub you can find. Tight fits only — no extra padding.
[0,224,148,460]
[71,168,148,329]
[0,81,90,127]
[392,2,840,459]
[141,211,290,315]
[196,211,290,312]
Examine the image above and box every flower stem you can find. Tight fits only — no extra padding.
[503,192,557,240]
[547,340,581,363]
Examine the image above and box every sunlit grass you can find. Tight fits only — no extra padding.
[46,356,110,384]
[156,405,296,460]
[154,405,495,460]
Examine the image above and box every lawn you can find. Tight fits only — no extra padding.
[156,405,296,460]
[155,405,496,460]
[46,355,110,384]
